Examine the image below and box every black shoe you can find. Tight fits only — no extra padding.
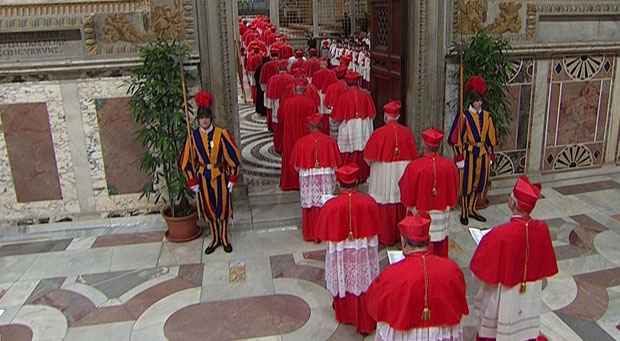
[460,216,469,226]
[469,212,487,222]
[204,242,220,255]
[222,244,233,253]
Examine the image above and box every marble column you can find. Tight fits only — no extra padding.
[195,0,239,140]
[270,0,280,28]
[604,56,620,164]
[527,59,551,178]
[406,0,448,144]
[312,0,319,38]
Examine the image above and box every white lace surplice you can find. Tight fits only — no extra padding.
[375,323,464,341]
[337,118,374,153]
[368,161,410,204]
[474,280,542,341]
[429,209,450,242]
[298,168,337,208]
[325,236,380,298]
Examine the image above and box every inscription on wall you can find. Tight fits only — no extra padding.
[0,30,81,59]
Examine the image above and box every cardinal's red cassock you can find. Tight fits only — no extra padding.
[260,53,282,131]
[246,49,264,103]
[399,128,459,257]
[278,85,317,191]
[470,176,558,341]
[364,101,417,246]
[365,215,469,341]
[291,114,342,241]
[266,66,294,153]
[311,68,338,114]
[331,71,376,182]
[317,164,380,335]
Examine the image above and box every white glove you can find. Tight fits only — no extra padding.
[456,160,465,169]
[227,182,234,192]
[191,185,200,193]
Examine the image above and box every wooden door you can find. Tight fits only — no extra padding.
[369,0,408,127]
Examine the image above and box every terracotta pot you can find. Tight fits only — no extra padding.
[162,209,201,242]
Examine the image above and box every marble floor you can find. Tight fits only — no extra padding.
[1,173,620,341]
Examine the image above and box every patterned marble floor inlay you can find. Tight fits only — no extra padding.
[239,103,281,187]
[163,295,310,341]
[1,172,620,340]
[553,180,620,195]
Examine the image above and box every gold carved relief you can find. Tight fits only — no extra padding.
[103,14,146,44]
[84,15,97,55]
[151,3,184,40]
[455,0,487,34]
[487,1,522,34]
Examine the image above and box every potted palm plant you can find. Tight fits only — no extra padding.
[128,39,201,242]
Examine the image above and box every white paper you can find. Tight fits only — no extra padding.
[469,227,492,245]
[387,250,405,264]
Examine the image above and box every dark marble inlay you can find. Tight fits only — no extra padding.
[78,267,169,299]
[0,324,33,341]
[164,295,310,341]
[178,263,203,287]
[0,103,62,202]
[0,239,72,258]
[553,180,620,195]
[557,279,608,321]
[569,214,607,250]
[92,231,164,248]
[95,97,150,195]
[73,305,135,327]
[25,277,65,304]
[302,249,325,262]
[554,244,590,261]
[556,311,615,341]
[270,254,324,287]
[31,289,97,326]
[574,267,620,289]
[125,278,195,319]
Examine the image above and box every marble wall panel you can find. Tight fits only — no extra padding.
[492,58,535,178]
[0,82,80,222]
[0,103,62,202]
[94,97,149,196]
[542,56,615,173]
[78,78,155,214]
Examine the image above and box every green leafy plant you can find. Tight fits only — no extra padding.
[463,30,512,137]
[128,39,193,217]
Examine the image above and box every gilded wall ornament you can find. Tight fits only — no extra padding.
[455,0,487,34]
[487,1,522,34]
[83,15,97,55]
[103,14,146,44]
[151,4,184,40]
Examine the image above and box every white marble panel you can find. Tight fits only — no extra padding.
[77,77,157,215]
[109,243,162,272]
[0,280,39,307]
[0,81,80,223]
[21,248,112,280]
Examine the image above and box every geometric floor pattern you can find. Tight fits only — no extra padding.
[239,103,281,187]
[2,178,620,338]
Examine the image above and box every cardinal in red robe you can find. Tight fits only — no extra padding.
[324,66,348,139]
[471,176,557,341]
[260,48,282,132]
[289,49,307,71]
[291,113,342,241]
[311,67,337,114]
[278,78,317,191]
[399,128,459,257]
[304,48,322,78]
[365,214,469,341]
[316,163,380,335]
[266,60,295,153]
[331,71,376,183]
[363,100,417,246]
[246,46,264,103]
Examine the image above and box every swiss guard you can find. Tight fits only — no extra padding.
[179,90,241,254]
[448,75,497,225]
